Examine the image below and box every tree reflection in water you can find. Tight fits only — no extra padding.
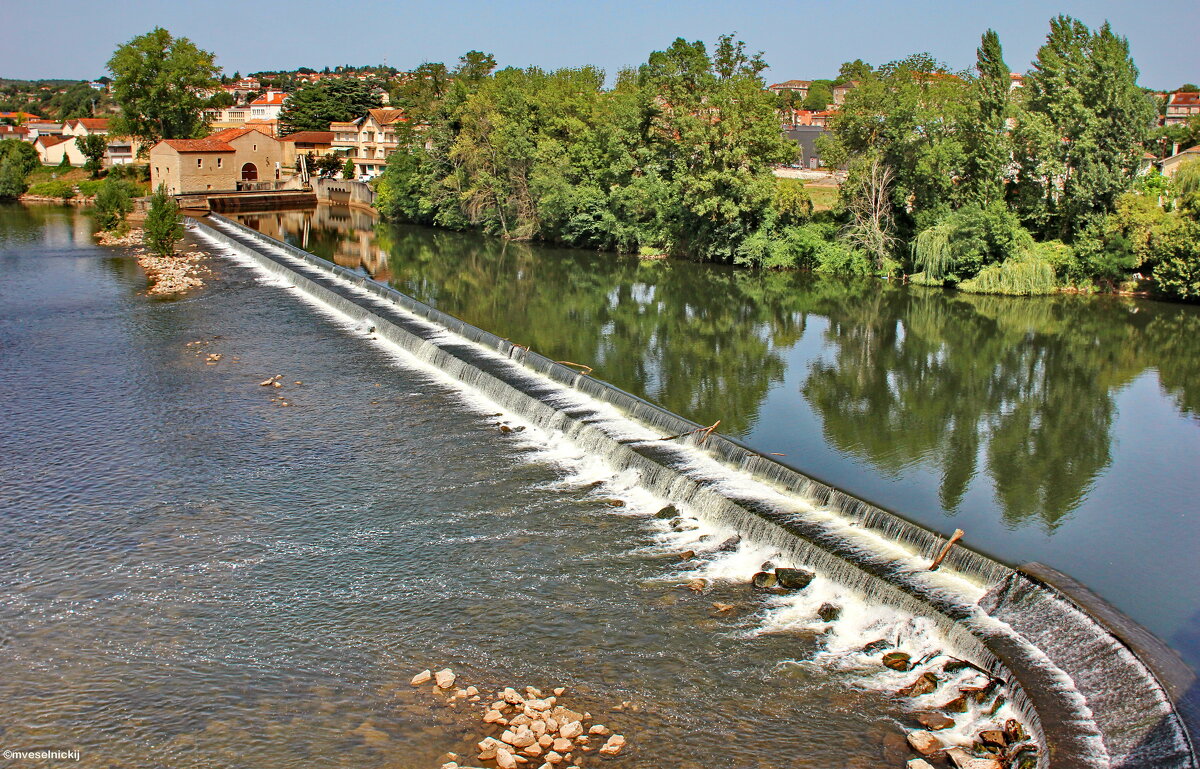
[231,206,1200,532]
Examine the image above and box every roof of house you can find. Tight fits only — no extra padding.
[769,80,812,89]
[281,131,335,144]
[1010,73,1025,81]
[0,124,28,136]
[208,127,274,143]
[66,118,110,131]
[251,91,287,106]
[0,111,42,120]
[160,138,236,153]
[366,108,407,126]
[34,135,67,148]
[1168,91,1199,106]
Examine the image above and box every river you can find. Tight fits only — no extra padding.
[232,204,1200,677]
[2,202,1002,768]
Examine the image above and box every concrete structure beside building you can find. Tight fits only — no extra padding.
[1162,146,1200,177]
[150,128,287,194]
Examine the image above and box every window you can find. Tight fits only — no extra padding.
[253,144,257,151]
[197,158,202,168]
[217,157,222,168]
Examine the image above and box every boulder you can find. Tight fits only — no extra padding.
[598,734,626,757]
[411,669,433,686]
[679,550,696,560]
[775,567,815,590]
[907,761,936,769]
[817,603,842,622]
[511,728,537,748]
[552,738,573,752]
[524,743,543,758]
[883,651,912,671]
[1004,719,1026,744]
[588,724,610,736]
[862,639,889,654]
[503,687,525,705]
[714,535,741,552]
[553,687,567,696]
[435,669,456,689]
[906,730,943,756]
[538,735,553,748]
[550,706,583,724]
[559,721,584,739]
[495,747,517,769]
[751,571,777,589]
[527,699,551,712]
[898,672,939,697]
[484,710,505,724]
[940,695,968,713]
[978,729,1006,748]
[545,751,563,765]
[914,711,955,731]
[654,505,680,519]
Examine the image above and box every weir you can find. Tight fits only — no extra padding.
[190,212,1197,769]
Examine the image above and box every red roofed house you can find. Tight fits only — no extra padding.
[150,127,286,194]
[244,91,287,136]
[34,134,74,165]
[279,131,336,168]
[1165,92,1200,126]
[62,118,110,138]
[0,125,29,140]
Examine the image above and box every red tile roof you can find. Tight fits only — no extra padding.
[367,108,407,125]
[280,131,335,143]
[769,80,812,89]
[1168,91,1199,106]
[207,127,273,142]
[161,138,235,153]
[34,135,67,148]
[0,125,28,136]
[251,91,287,106]
[66,118,110,131]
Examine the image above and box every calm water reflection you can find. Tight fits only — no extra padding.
[236,205,1200,670]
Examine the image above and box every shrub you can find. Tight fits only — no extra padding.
[142,185,183,257]
[958,254,1058,295]
[93,176,135,231]
[0,156,28,200]
[1151,219,1200,301]
[28,179,75,201]
[76,180,103,197]
[911,203,1034,281]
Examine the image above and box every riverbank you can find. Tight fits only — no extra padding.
[94,224,210,294]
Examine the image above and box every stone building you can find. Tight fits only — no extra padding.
[150,128,285,194]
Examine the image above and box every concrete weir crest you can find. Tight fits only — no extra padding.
[190,213,1198,769]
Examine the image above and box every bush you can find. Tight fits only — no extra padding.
[143,185,183,256]
[108,164,151,183]
[93,176,135,231]
[76,180,103,197]
[911,203,1034,281]
[0,156,28,200]
[1151,219,1200,301]
[958,254,1058,295]
[0,139,39,176]
[27,180,75,201]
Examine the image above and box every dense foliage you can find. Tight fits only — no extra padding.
[376,36,802,262]
[108,28,220,144]
[279,79,383,134]
[93,176,135,231]
[143,185,183,256]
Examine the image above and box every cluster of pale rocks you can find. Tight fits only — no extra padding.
[411,668,628,768]
[96,227,209,294]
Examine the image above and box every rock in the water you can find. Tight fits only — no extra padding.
[654,505,680,519]
[978,729,1006,748]
[553,687,566,696]
[883,651,913,671]
[588,724,610,736]
[906,730,943,756]
[712,602,734,613]
[552,738,572,752]
[817,603,842,622]
[678,550,696,560]
[511,727,537,748]
[538,735,554,748]
[914,711,955,730]
[940,695,968,713]
[775,567,815,590]
[686,578,707,592]
[484,709,505,724]
[598,734,626,757]
[907,760,936,769]
[411,669,433,686]
[760,560,775,571]
[862,639,890,654]
[545,751,563,765]
[945,747,1000,769]
[714,535,741,552]
[751,571,777,589]
[898,672,939,697]
[435,669,456,689]
[503,687,525,705]
[1010,744,1038,769]
[559,721,584,739]
[1004,718,1026,744]
[495,747,518,769]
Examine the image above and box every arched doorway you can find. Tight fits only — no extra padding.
[241,163,258,181]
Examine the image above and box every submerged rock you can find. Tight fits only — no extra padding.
[898,672,939,697]
[654,505,679,519]
[435,669,456,689]
[914,711,955,730]
[775,567,815,590]
[411,669,432,686]
[714,535,741,552]
[883,651,913,671]
[751,571,777,589]
[906,730,943,756]
[862,639,890,654]
[597,734,626,756]
[817,603,841,622]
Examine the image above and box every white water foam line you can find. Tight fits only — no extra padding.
[194,216,1195,768]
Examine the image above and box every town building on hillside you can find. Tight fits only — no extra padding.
[250,91,287,121]
[0,111,43,123]
[22,121,63,143]
[34,135,79,165]
[1165,92,1200,126]
[61,118,110,138]
[832,81,860,106]
[280,131,336,168]
[330,108,408,179]
[784,126,830,169]
[150,128,287,194]
[1162,145,1200,177]
[767,80,812,99]
[0,125,29,141]
[204,105,252,132]
[1009,73,1025,90]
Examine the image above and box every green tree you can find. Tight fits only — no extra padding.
[77,133,108,177]
[0,156,27,200]
[53,83,98,121]
[143,184,183,256]
[108,28,220,144]
[455,50,498,83]
[343,158,356,180]
[1014,17,1157,241]
[962,30,1012,207]
[93,176,134,231]
[279,79,383,133]
[0,138,39,176]
[802,81,833,110]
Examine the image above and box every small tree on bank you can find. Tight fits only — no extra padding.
[0,156,27,200]
[143,184,183,256]
[94,176,135,231]
[78,134,109,178]
[343,158,356,180]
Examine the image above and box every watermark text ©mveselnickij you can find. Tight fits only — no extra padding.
[2,749,82,761]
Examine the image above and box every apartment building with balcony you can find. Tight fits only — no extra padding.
[329,108,408,179]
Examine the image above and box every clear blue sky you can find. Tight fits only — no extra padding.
[2,0,1196,89]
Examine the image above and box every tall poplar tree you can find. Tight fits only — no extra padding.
[963,30,1011,207]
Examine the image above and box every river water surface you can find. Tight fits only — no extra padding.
[2,204,978,768]
[232,205,1200,676]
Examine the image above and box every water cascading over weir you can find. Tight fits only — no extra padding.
[190,213,1198,769]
